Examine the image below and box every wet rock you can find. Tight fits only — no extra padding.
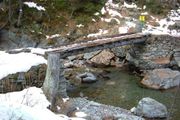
[141,68,180,89]
[76,72,97,83]
[131,97,168,118]
[90,50,115,66]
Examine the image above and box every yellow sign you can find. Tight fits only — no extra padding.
[139,15,145,22]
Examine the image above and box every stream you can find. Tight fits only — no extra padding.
[68,67,180,120]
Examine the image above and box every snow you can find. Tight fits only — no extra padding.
[92,18,96,22]
[126,21,136,28]
[102,18,120,24]
[94,12,100,16]
[87,29,108,38]
[101,7,107,15]
[75,112,87,118]
[46,34,60,39]
[118,27,129,34]
[24,2,45,11]
[76,24,84,28]
[62,98,70,103]
[107,9,122,18]
[143,5,146,10]
[123,1,137,9]
[0,87,85,120]
[0,103,66,120]
[0,51,47,80]
[30,48,48,55]
[141,12,148,15]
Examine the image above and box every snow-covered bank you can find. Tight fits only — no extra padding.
[0,87,143,120]
[0,49,47,80]
[0,87,85,120]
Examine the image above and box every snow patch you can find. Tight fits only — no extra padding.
[76,24,84,28]
[87,29,108,38]
[123,1,137,9]
[75,112,87,118]
[0,87,84,120]
[46,34,60,39]
[0,51,47,80]
[118,27,129,34]
[24,2,45,11]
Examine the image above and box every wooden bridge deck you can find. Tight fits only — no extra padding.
[46,32,150,58]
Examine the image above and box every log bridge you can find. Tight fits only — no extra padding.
[42,32,150,110]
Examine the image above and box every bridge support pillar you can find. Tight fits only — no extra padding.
[43,53,68,111]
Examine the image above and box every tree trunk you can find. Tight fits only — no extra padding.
[17,0,23,27]
[8,0,12,25]
[43,53,68,111]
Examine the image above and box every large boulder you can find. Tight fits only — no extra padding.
[141,68,180,89]
[90,50,115,66]
[68,97,144,120]
[131,97,168,118]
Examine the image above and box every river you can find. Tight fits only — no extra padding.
[68,67,180,120]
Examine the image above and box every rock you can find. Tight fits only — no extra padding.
[151,56,171,65]
[131,97,168,118]
[174,51,180,67]
[141,68,180,89]
[90,50,115,66]
[76,72,97,83]
[64,60,85,68]
[126,52,139,65]
[68,98,144,120]
[67,55,77,61]
[0,30,37,50]
[126,35,178,70]
[111,46,126,58]
[83,51,101,60]
[64,61,74,68]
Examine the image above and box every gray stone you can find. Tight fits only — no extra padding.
[69,98,144,120]
[83,51,100,60]
[131,97,168,118]
[76,72,97,83]
[67,55,77,61]
[90,50,115,66]
[141,68,180,89]
[174,51,180,67]
[111,46,126,58]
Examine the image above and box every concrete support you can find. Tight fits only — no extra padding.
[43,53,67,111]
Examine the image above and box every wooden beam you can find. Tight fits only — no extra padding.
[46,33,149,58]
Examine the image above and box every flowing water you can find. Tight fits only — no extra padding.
[69,67,180,120]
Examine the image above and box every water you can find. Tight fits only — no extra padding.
[68,67,180,120]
